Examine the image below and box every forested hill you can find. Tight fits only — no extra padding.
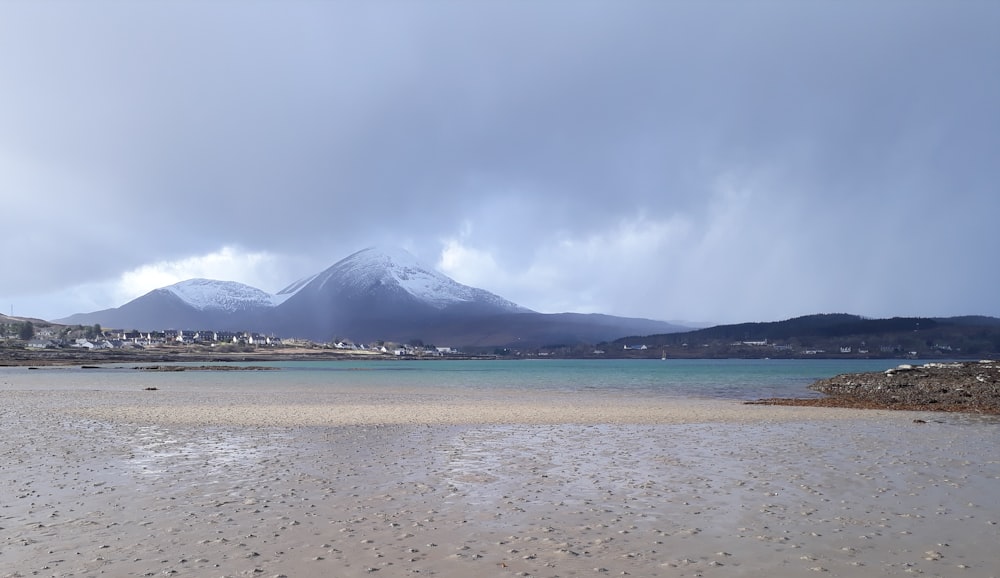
[610,314,1000,358]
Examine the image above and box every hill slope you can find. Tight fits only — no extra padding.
[613,314,1000,358]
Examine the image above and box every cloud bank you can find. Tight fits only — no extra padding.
[2,1,997,324]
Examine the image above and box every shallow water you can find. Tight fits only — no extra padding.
[0,357,922,400]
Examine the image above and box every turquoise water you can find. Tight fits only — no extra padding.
[33,358,913,400]
[278,358,914,399]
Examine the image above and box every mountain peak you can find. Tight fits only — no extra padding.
[163,278,278,312]
[352,245,423,266]
[302,246,529,312]
[275,247,417,297]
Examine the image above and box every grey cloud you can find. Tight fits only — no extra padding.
[2,1,998,322]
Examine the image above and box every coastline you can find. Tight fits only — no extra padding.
[0,346,424,367]
[0,344,985,367]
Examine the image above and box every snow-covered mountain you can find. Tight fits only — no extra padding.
[57,279,277,331]
[269,247,531,341]
[295,246,529,312]
[164,278,282,311]
[59,246,686,345]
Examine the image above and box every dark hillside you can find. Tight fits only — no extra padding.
[611,314,1000,359]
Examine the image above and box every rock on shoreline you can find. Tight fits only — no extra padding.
[755,361,1000,414]
[134,365,279,372]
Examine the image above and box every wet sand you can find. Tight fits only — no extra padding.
[2,377,999,577]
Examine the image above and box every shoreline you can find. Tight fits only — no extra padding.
[747,396,1000,415]
[753,360,1000,415]
[0,345,981,367]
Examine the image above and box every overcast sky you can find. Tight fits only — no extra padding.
[2,1,998,325]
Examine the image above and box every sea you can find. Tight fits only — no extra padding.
[1,358,918,400]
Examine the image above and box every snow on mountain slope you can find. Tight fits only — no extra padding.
[309,246,530,311]
[274,273,319,304]
[164,279,278,312]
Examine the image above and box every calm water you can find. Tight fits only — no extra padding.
[2,358,916,400]
[251,358,910,399]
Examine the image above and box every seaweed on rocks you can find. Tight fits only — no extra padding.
[752,361,1000,414]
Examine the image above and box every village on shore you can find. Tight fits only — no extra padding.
[0,320,467,363]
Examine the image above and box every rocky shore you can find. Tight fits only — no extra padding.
[755,360,1000,414]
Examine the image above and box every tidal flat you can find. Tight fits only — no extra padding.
[2,372,999,577]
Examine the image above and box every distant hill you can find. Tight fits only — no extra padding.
[58,247,687,347]
[611,314,1000,358]
[58,279,277,333]
[1,313,56,327]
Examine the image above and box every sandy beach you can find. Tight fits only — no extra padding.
[2,372,999,577]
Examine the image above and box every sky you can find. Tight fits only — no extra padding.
[2,1,998,326]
